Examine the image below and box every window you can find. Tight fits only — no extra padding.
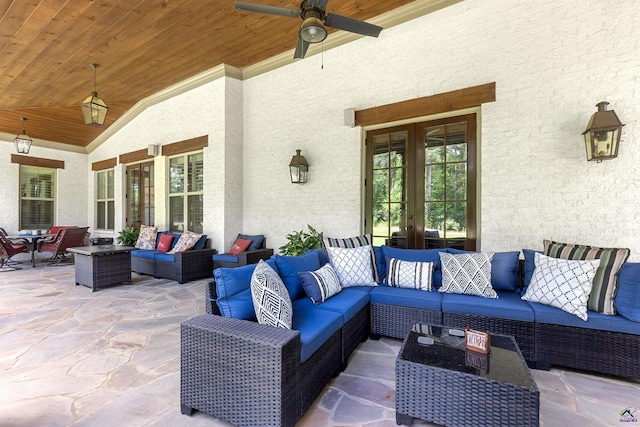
[169,152,203,233]
[20,166,55,230]
[96,169,115,230]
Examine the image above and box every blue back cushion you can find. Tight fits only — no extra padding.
[215,259,279,320]
[274,251,321,300]
[447,248,520,292]
[522,249,542,293]
[380,246,446,287]
[193,234,208,250]
[238,234,264,251]
[615,262,640,322]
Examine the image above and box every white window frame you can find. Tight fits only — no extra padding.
[19,165,56,230]
[168,151,203,234]
[95,169,115,230]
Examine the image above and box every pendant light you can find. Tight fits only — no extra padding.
[14,117,32,154]
[80,63,109,126]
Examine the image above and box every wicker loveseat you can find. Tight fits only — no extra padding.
[181,245,640,427]
[131,231,216,284]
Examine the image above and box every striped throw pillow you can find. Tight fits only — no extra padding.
[387,258,434,291]
[544,240,630,315]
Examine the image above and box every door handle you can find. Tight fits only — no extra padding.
[407,225,414,230]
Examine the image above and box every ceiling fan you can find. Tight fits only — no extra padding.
[235,1,383,58]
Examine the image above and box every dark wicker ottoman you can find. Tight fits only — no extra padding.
[396,324,539,427]
[68,245,133,292]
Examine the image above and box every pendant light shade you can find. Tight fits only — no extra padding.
[15,117,32,154]
[80,63,108,126]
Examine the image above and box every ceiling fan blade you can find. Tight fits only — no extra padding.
[235,2,299,18]
[324,13,382,37]
[294,37,310,59]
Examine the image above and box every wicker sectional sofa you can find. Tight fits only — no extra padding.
[180,245,640,427]
[131,231,216,284]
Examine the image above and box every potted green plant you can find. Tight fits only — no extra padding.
[117,227,139,246]
[279,225,323,256]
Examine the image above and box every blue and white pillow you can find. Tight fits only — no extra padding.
[386,257,433,291]
[324,234,380,282]
[250,260,292,329]
[299,263,342,304]
[439,252,497,298]
[522,253,600,321]
[327,245,377,287]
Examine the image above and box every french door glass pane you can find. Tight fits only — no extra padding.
[446,201,467,238]
[390,167,405,202]
[446,163,467,200]
[445,122,467,162]
[373,170,389,203]
[425,164,445,201]
[425,201,444,235]
[426,125,445,163]
[169,196,184,232]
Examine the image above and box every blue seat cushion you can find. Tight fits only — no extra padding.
[212,253,240,263]
[292,298,343,363]
[447,249,520,292]
[131,249,158,259]
[441,290,534,322]
[615,262,640,322]
[530,301,640,335]
[307,288,370,323]
[274,251,321,300]
[369,286,441,311]
[238,234,264,251]
[215,260,279,319]
[154,252,175,262]
[380,246,446,287]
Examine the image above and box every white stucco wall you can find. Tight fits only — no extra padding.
[241,0,640,260]
[0,144,87,234]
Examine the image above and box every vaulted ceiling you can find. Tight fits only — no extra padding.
[0,0,456,153]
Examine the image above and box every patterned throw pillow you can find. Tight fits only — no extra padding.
[250,260,293,329]
[544,240,630,315]
[169,230,202,253]
[439,252,497,298]
[522,252,601,321]
[324,234,380,282]
[135,225,157,250]
[299,263,342,304]
[327,245,377,287]
[386,257,433,291]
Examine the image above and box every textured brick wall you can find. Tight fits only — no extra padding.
[242,0,640,259]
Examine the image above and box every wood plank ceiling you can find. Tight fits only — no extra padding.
[0,0,420,151]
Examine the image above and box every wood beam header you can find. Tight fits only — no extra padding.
[91,158,117,171]
[11,154,65,169]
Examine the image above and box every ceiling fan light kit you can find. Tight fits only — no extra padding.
[235,0,382,58]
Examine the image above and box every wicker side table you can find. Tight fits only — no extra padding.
[68,245,133,292]
[396,324,539,427]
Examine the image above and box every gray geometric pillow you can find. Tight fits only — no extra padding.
[250,260,292,329]
[439,252,497,298]
[522,252,600,321]
[327,245,377,287]
[387,257,433,291]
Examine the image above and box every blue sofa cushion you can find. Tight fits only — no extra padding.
[615,262,640,322]
[309,287,370,323]
[215,260,280,318]
[131,249,158,259]
[522,249,542,293]
[369,286,441,311]
[274,251,321,300]
[212,253,239,263]
[529,301,640,335]
[238,234,264,251]
[442,290,534,322]
[217,288,256,320]
[193,234,208,250]
[292,298,343,363]
[306,247,330,266]
[448,249,520,292]
[154,252,175,262]
[380,246,446,287]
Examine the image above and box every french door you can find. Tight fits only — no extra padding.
[365,114,477,250]
[126,161,155,228]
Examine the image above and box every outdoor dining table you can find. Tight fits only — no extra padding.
[7,233,53,267]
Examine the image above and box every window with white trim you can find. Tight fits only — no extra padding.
[96,169,115,230]
[20,166,56,230]
[168,152,203,233]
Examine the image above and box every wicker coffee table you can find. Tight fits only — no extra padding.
[396,324,539,426]
[68,245,134,292]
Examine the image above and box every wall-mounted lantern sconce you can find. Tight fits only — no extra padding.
[582,101,624,162]
[15,117,32,154]
[289,149,309,184]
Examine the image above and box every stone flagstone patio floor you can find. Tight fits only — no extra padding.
[1,251,639,426]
